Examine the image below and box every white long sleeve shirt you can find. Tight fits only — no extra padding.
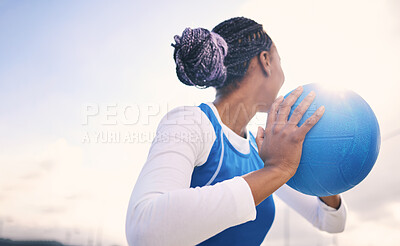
[125,102,347,246]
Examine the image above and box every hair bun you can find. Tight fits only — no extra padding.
[172,28,228,88]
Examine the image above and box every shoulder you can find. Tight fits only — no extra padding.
[157,105,215,136]
[157,105,210,129]
[156,104,217,166]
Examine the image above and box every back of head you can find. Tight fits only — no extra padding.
[172,17,273,90]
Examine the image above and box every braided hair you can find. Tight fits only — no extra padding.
[172,17,273,90]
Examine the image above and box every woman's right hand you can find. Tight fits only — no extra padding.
[256,86,325,179]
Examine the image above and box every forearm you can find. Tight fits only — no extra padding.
[126,177,256,246]
[243,166,292,206]
[319,195,341,209]
[275,185,347,233]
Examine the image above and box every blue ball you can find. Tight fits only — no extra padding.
[284,83,381,196]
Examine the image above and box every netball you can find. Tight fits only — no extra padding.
[286,83,381,196]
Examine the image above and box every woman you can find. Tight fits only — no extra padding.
[126,17,347,246]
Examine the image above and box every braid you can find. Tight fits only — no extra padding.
[172,28,228,88]
[212,17,273,87]
[172,17,272,89]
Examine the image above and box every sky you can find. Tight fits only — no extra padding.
[0,0,399,245]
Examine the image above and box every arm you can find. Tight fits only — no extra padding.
[275,184,347,233]
[249,86,325,206]
[252,88,346,233]
[125,106,257,246]
[319,195,341,209]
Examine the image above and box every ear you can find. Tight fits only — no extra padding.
[258,51,271,77]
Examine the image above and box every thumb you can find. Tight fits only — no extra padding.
[255,126,264,152]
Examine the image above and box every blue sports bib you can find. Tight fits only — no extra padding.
[190,103,275,246]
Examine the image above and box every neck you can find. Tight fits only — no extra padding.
[213,88,258,139]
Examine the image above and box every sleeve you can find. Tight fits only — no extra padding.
[274,184,347,233]
[125,106,257,246]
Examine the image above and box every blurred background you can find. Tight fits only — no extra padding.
[0,0,399,245]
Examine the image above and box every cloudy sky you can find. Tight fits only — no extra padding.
[0,0,399,245]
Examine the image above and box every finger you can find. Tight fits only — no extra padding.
[256,126,264,141]
[276,86,304,124]
[297,105,325,137]
[288,91,316,126]
[266,96,284,129]
[255,126,264,152]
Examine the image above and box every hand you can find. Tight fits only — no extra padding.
[255,86,325,178]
